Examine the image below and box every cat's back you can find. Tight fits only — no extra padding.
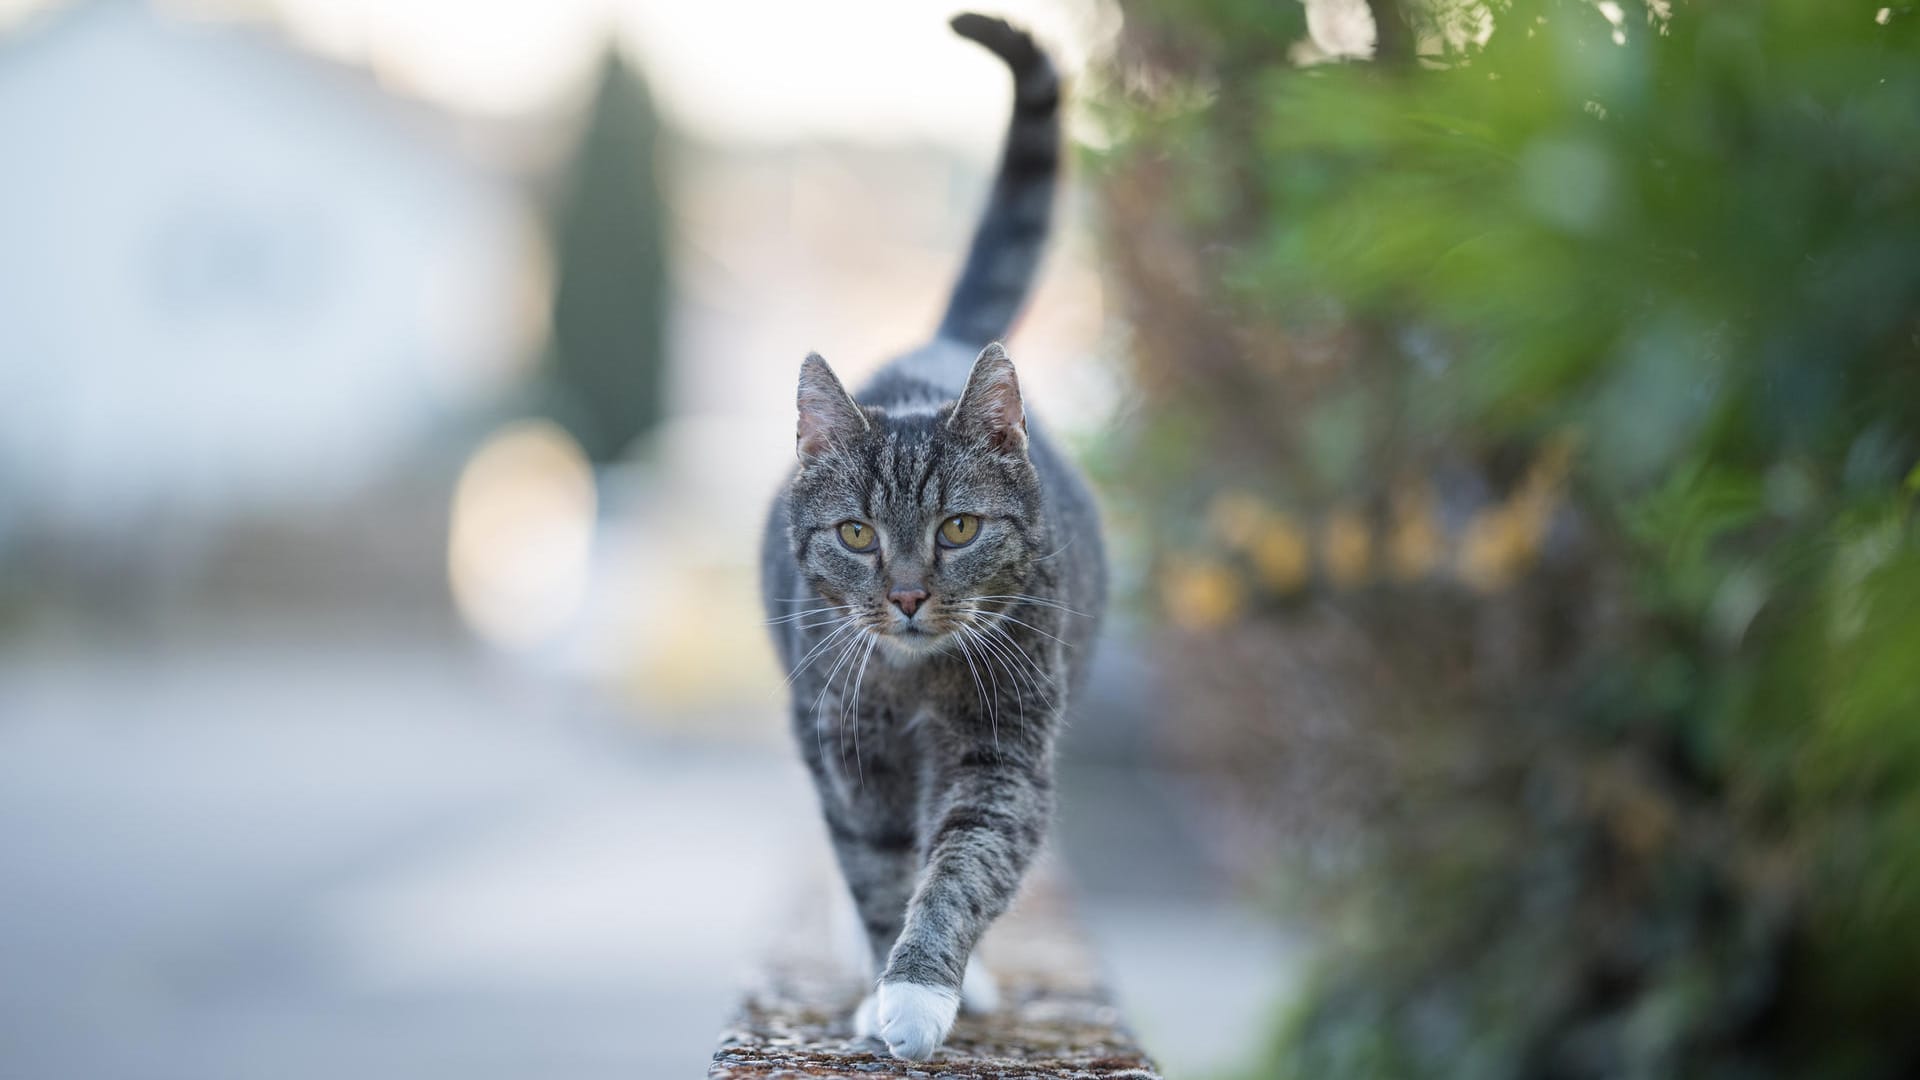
[857,339,983,410]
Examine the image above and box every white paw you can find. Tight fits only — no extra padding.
[851,991,880,1040]
[960,955,1000,1014]
[875,980,959,1061]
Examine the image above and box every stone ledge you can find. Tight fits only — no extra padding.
[709,861,1162,1080]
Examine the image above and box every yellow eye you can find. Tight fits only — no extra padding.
[938,513,980,548]
[837,521,877,551]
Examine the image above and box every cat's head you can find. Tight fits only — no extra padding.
[786,344,1043,658]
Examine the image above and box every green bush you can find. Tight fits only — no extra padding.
[1097,2,1920,1075]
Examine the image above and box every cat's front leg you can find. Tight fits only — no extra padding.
[807,750,922,1042]
[825,815,917,963]
[874,746,1053,1060]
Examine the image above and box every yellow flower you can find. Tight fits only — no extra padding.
[1249,515,1311,594]
[1388,485,1443,582]
[1321,508,1374,589]
[1162,556,1243,629]
[1207,491,1272,550]
[1456,441,1571,591]
[1458,504,1541,591]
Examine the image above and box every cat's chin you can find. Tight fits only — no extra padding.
[874,627,953,661]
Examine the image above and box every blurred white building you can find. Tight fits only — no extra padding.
[0,0,536,543]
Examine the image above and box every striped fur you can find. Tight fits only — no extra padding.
[936,13,1061,347]
[756,17,1098,1063]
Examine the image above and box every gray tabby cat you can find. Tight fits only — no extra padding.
[758,13,1104,1063]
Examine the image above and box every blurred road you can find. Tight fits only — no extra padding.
[0,612,1297,1080]
[0,616,821,1079]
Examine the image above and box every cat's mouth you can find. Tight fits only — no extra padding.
[877,617,956,658]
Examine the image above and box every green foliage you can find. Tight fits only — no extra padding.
[1100,1,1920,1075]
[545,48,671,463]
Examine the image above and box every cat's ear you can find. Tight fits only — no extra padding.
[797,352,868,463]
[950,343,1027,455]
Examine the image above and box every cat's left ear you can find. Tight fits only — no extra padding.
[950,343,1027,455]
[797,352,868,463]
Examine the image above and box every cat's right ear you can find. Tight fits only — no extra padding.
[797,353,867,464]
[950,342,1027,455]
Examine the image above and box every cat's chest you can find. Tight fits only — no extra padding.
[850,666,960,737]
[814,688,949,806]
[814,661,964,753]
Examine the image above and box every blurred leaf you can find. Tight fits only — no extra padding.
[1101,0,1920,1072]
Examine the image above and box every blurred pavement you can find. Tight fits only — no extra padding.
[0,615,819,1079]
[0,608,1298,1080]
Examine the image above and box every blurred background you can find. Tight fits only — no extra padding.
[2,1,1917,1079]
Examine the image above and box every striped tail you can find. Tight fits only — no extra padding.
[937,13,1061,347]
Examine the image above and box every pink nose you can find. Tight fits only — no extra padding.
[888,585,929,617]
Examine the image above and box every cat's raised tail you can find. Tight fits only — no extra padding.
[936,13,1060,348]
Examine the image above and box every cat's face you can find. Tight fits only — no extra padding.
[786,346,1042,658]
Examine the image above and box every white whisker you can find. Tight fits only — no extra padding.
[970,607,1072,648]
[954,632,997,753]
[785,616,861,685]
[812,630,868,776]
[765,603,856,625]
[810,629,865,714]
[969,624,1037,735]
[970,594,1092,619]
[983,620,1053,683]
[842,634,879,790]
[974,621,1057,711]
[783,614,864,633]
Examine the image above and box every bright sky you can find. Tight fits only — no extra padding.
[0,0,1112,146]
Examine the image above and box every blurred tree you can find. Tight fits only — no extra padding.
[1097,0,1920,1076]
[544,46,671,463]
